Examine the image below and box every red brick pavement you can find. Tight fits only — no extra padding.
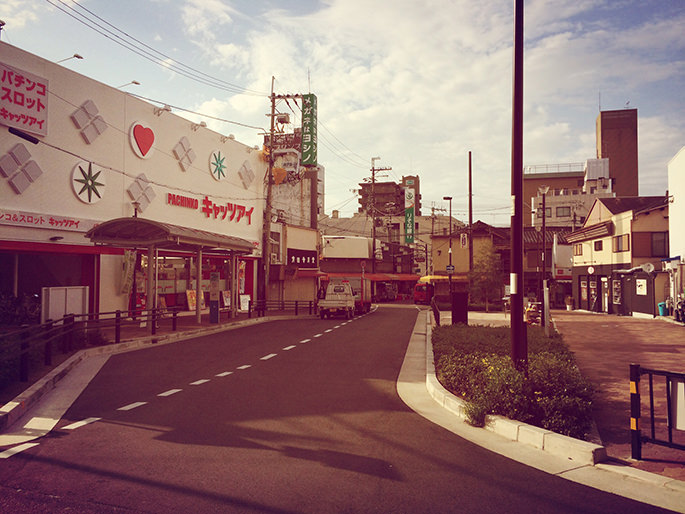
[552,310,685,481]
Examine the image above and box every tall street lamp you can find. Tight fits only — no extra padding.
[443,196,453,303]
[538,185,549,334]
[56,53,84,63]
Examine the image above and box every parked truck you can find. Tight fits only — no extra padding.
[320,275,372,315]
[318,281,355,319]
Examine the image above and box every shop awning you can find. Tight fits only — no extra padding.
[323,272,421,282]
[85,217,256,254]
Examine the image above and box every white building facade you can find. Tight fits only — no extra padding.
[1,42,266,318]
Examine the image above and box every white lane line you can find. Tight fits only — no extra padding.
[334,325,342,329]
[313,333,323,338]
[216,371,234,377]
[117,402,147,411]
[260,353,277,361]
[324,329,333,333]
[62,417,101,430]
[237,365,252,370]
[190,379,210,386]
[0,443,39,459]
[300,338,311,344]
[158,389,182,397]
[283,345,296,351]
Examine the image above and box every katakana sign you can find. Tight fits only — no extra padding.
[0,62,48,137]
[301,94,317,167]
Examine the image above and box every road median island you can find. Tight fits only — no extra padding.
[424,311,607,466]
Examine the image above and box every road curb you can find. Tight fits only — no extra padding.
[0,315,303,436]
[424,311,608,466]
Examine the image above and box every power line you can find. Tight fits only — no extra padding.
[45,0,268,97]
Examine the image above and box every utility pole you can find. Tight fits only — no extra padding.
[261,77,276,304]
[511,0,526,371]
[369,157,391,276]
[468,151,473,273]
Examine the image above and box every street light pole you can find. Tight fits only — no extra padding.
[539,185,550,335]
[443,195,453,302]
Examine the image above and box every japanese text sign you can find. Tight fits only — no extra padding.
[301,94,317,167]
[0,62,48,137]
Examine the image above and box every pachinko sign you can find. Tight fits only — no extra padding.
[0,62,48,137]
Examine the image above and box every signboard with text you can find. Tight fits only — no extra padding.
[0,61,48,136]
[301,94,317,167]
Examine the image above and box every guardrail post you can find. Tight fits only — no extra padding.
[115,310,122,344]
[295,301,299,316]
[151,308,157,336]
[172,310,178,331]
[248,300,252,318]
[630,363,642,460]
[44,320,53,366]
[309,301,313,315]
[20,327,30,382]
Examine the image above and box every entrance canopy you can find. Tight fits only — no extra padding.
[85,217,255,254]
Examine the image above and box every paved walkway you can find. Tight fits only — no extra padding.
[552,310,685,481]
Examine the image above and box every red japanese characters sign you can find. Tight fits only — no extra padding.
[0,62,48,137]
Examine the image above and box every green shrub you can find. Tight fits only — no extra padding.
[433,324,594,440]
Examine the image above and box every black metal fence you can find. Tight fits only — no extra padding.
[248,299,315,318]
[630,363,685,459]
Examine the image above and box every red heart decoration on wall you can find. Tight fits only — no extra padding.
[133,124,155,156]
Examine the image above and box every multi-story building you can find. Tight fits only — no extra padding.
[357,175,422,217]
[596,108,639,197]
[529,159,616,229]
[666,146,685,314]
[567,196,669,316]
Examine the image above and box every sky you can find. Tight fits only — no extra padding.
[1,0,684,226]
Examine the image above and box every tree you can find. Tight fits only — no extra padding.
[468,239,503,312]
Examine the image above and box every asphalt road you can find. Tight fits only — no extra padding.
[0,306,675,513]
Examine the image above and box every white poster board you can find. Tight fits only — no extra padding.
[41,286,89,324]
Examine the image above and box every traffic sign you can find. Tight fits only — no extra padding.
[446,264,455,274]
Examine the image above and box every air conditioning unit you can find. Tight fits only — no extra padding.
[270,253,280,264]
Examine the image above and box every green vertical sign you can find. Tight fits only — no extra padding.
[405,207,415,243]
[404,187,415,244]
[301,94,318,166]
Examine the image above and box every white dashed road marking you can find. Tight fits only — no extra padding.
[62,417,101,430]
[190,379,210,386]
[237,365,252,370]
[300,338,311,344]
[261,353,277,361]
[283,345,296,350]
[324,329,333,333]
[158,389,182,397]
[313,333,323,338]
[118,402,147,411]
[0,443,39,459]
[216,371,233,377]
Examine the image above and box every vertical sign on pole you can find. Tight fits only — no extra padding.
[404,187,415,244]
[301,94,318,167]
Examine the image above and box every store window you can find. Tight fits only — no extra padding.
[573,243,583,256]
[594,240,603,252]
[556,206,571,217]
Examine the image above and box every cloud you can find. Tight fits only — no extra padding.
[177,0,684,223]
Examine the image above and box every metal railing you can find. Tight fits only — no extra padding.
[0,307,182,386]
[630,363,685,459]
[248,299,315,318]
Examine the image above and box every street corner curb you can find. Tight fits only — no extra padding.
[595,462,685,493]
[423,315,607,466]
[0,351,86,433]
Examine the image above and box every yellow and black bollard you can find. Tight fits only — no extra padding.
[630,363,642,460]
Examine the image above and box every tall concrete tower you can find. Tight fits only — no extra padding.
[596,108,639,197]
